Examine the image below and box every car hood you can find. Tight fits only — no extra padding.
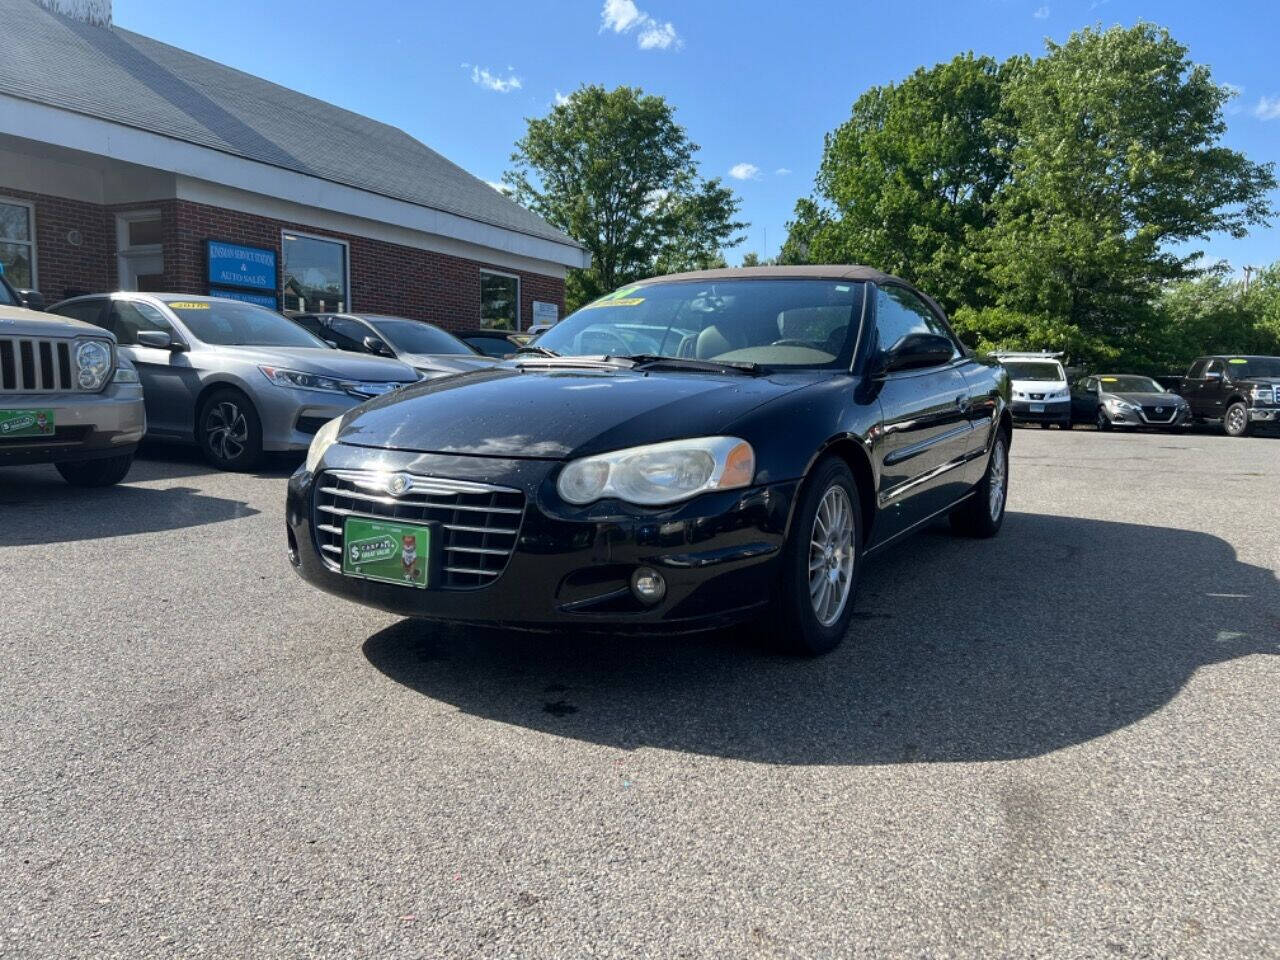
[0,303,115,339]
[398,352,500,375]
[1010,379,1066,393]
[1103,391,1184,405]
[205,345,418,381]
[335,364,819,459]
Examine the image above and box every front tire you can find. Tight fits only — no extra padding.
[1223,401,1250,437]
[55,453,134,487]
[1096,408,1112,431]
[766,457,862,657]
[198,388,263,470]
[951,432,1009,539]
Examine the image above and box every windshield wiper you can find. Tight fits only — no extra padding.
[611,354,762,375]
[514,344,560,357]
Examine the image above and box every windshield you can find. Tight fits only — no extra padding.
[1097,376,1166,393]
[534,279,865,369]
[1226,357,1280,378]
[1003,360,1064,381]
[167,300,328,348]
[369,318,476,355]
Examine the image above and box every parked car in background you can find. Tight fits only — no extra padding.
[47,294,420,471]
[0,290,144,486]
[1072,374,1191,431]
[1179,355,1280,437]
[457,329,532,358]
[993,352,1072,429]
[290,313,497,379]
[289,266,1012,656]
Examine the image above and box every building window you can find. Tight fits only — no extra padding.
[480,270,520,330]
[0,198,36,289]
[282,232,348,313]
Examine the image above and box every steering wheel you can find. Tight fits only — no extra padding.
[580,329,633,356]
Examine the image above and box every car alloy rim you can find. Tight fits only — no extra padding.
[1228,407,1245,432]
[809,485,856,627]
[988,438,1007,521]
[207,401,248,461]
[1096,409,1107,428]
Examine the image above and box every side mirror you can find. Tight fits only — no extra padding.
[362,335,393,357]
[879,332,955,373]
[18,289,45,311]
[136,330,181,351]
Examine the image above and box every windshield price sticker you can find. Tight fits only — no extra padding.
[582,297,645,309]
[0,409,55,437]
[1229,358,1248,364]
[168,302,210,310]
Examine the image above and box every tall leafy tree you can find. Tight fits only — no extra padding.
[982,24,1276,353]
[781,54,1013,311]
[505,85,746,310]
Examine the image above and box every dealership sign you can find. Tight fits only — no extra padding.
[206,240,277,292]
[209,287,279,310]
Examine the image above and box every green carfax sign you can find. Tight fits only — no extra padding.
[342,517,430,588]
[0,409,55,438]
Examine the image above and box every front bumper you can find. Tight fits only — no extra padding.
[286,443,796,631]
[1248,407,1279,423]
[1011,399,1071,424]
[0,383,145,466]
[1105,405,1191,428]
[257,387,409,453]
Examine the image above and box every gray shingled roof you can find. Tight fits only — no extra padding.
[0,0,580,250]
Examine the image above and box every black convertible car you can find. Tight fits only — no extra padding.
[287,266,1011,654]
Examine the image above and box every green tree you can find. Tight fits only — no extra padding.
[980,24,1275,356]
[780,54,1013,311]
[505,85,746,310]
[741,251,762,267]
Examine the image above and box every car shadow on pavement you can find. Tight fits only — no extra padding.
[133,441,303,480]
[362,512,1278,765]
[0,470,260,546]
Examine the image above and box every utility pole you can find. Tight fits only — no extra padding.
[1243,265,1257,293]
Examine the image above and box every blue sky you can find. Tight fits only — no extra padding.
[116,0,1280,273]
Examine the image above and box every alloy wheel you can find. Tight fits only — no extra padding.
[808,485,856,627]
[207,401,249,462]
[1227,405,1247,435]
[988,438,1007,522]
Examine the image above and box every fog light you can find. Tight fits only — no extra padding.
[631,566,666,605]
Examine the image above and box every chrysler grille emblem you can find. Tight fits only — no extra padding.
[387,473,413,496]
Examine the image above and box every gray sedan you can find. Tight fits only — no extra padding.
[290,312,498,378]
[47,294,420,470]
[1071,374,1191,431]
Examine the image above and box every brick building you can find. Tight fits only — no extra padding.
[0,0,586,331]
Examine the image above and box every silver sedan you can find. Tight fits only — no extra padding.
[47,293,420,470]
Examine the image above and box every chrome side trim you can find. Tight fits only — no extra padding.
[878,454,972,506]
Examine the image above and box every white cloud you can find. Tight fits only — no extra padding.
[600,0,682,51]
[469,65,522,94]
[729,163,761,181]
[775,167,792,176]
[485,180,511,194]
[1255,96,1280,121]
[1033,5,1049,18]
[554,90,571,106]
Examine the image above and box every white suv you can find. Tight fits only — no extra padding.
[994,352,1072,430]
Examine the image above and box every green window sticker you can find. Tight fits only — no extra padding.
[1229,358,1248,364]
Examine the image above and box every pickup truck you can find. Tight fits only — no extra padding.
[1179,355,1280,437]
[1,274,146,485]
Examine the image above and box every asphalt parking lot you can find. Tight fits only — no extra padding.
[2,428,1277,959]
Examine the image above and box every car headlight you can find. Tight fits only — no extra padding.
[260,365,345,393]
[1106,397,1139,412]
[557,437,756,506]
[74,338,113,390]
[305,417,342,473]
[1251,385,1276,404]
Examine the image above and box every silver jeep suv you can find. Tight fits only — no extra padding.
[0,277,145,486]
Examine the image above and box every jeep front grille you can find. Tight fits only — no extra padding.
[0,337,75,393]
[312,469,525,589]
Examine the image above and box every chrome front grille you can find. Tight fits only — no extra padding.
[313,469,525,590]
[0,337,75,393]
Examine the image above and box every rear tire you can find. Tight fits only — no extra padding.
[1223,401,1250,437]
[1059,420,1073,430]
[951,432,1009,539]
[55,453,134,487]
[198,388,263,471]
[763,457,862,657]
[1039,422,1051,429]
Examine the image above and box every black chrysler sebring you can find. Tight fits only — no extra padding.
[286,266,1011,655]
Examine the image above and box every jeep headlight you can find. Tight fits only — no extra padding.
[305,417,342,473]
[74,338,113,391]
[557,437,755,506]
